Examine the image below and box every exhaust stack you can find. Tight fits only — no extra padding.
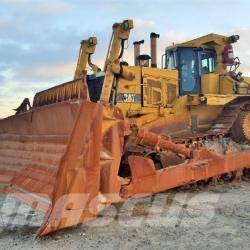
[133,40,144,66]
[150,32,160,68]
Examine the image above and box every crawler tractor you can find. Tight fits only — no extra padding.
[0,20,249,235]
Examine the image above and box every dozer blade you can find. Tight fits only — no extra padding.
[0,100,103,235]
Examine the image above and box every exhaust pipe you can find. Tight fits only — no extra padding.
[133,40,144,66]
[150,32,160,68]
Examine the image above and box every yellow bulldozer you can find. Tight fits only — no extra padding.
[0,20,249,236]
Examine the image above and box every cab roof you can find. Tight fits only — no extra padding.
[166,33,231,51]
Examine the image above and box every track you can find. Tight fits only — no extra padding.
[173,97,250,144]
[172,98,250,184]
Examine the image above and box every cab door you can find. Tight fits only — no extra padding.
[178,48,200,95]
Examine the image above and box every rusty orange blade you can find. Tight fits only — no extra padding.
[0,100,103,235]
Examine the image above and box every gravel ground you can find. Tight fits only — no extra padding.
[0,181,249,250]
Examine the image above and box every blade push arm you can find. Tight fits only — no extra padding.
[100,20,134,103]
[74,37,100,79]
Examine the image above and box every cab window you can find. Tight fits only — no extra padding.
[165,50,177,70]
[200,50,216,74]
[179,48,198,93]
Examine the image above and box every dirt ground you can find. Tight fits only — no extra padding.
[0,181,249,250]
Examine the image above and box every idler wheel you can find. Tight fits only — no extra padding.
[232,111,250,144]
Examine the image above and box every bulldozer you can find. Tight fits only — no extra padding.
[0,19,249,236]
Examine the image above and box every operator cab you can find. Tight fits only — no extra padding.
[165,47,216,95]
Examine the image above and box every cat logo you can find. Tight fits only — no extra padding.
[116,93,141,103]
[123,93,135,103]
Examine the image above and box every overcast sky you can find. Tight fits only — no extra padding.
[0,0,250,117]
